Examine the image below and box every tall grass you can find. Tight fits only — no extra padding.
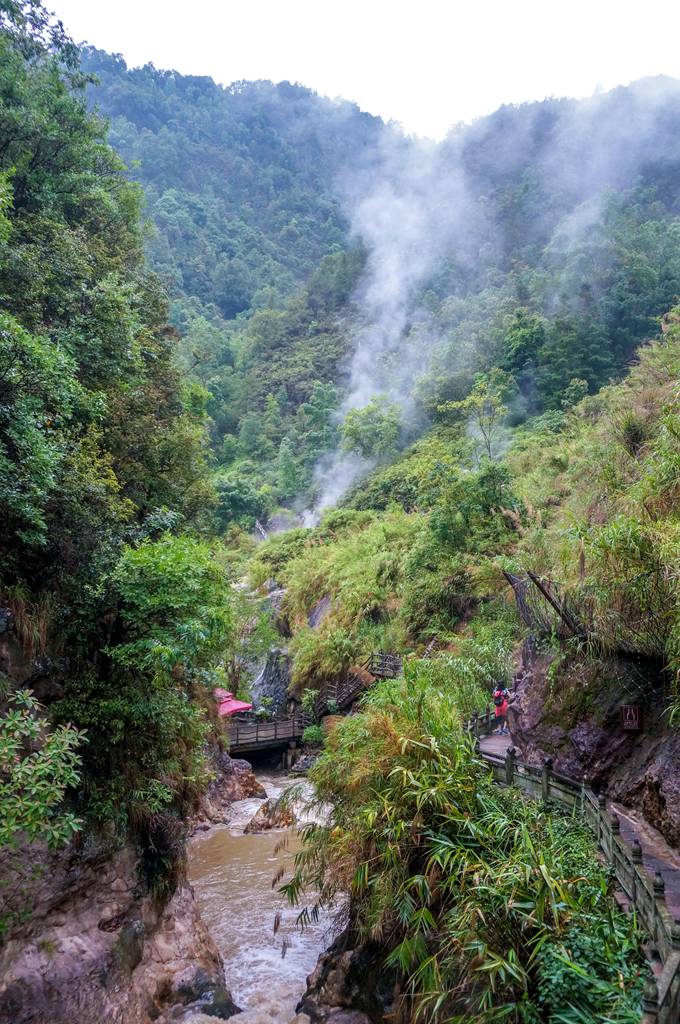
[283,676,645,1021]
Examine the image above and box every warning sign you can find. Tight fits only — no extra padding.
[620,705,643,732]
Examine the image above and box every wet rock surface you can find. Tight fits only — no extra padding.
[308,596,331,629]
[251,646,292,714]
[296,932,398,1024]
[0,841,234,1024]
[290,753,318,776]
[195,752,267,826]
[508,644,680,847]
[243,797,296,833]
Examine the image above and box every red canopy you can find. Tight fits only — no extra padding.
[214,688,253,717]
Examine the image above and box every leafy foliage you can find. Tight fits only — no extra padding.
[0,3,218,845]
[0,687,83,850]
[341,397,402,461]
[283,677,645,1021]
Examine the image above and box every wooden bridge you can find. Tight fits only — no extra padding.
[227,651,403,754]
[228,713,304,755]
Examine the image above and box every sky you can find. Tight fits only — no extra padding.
[50,0,680,139]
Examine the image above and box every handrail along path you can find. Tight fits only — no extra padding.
[467,708,680,1024]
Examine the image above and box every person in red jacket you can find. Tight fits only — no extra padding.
[493,684,510,735]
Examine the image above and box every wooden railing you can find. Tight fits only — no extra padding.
[367,651,402,678]
[228,712,304,752]
[466,710,680,1023]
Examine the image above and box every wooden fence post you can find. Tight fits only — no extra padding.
[541,757,553,803]
[472,711,479,739]
[597,793,607,846]
[505,746,516,786]
[580,774,588,816]
[641,976,659,1020]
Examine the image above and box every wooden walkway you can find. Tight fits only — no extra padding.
[479,729,511,758]
[228,715,303,755]
[479,728,680,916]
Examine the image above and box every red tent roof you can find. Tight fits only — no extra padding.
[214,688,253,717]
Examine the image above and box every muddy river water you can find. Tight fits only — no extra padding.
[188,773,331,1023]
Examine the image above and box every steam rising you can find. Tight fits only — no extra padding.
[305,76,680,520]
[307,136,474,518]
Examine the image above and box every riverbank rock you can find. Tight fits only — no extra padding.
[0,840,238,1024]
[195,751,267,825]
[244,797,295,833]
[508,643,680,847]
[290,752,318,775]
[296,932,398,1023]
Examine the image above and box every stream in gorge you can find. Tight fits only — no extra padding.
[188,771,331,1023]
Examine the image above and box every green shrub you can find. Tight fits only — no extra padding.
[283,675,644,1021]
[302,724,325,746]
[53,534,237,832]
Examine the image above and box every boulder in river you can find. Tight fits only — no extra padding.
[244,797,295,833]
[195,752,267,826]
[296,931,399,1023]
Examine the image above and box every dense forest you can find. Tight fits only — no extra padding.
[80,51,680,526]
[1,3,679,1022]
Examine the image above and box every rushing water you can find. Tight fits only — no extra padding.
[188,772,330,1024]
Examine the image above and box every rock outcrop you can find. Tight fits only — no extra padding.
[244,797,295,833]
[194,750,267,826]
[508,643,680,847]
[296,932,398,1024]
[0,840,238,1024]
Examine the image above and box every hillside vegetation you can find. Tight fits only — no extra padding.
[0,5,678,1020]
[84,60,680,522]
[251,319,678,696]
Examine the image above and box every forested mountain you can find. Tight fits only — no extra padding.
[1,6,679,1022]
[82,56,680,527]
[81,47,383,320]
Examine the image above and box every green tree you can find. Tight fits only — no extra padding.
[239,411,272,459]
[214,464,273,530]
[276,436,300,498]
[341,397,401,461]
[439,369,515,459]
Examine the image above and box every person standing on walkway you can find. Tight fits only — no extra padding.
[493,683,510,735]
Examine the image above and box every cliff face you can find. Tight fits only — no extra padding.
[0,611,266,1024]
[508,643,680,847]
[0,745,272,1024]
[0,840,238,1024]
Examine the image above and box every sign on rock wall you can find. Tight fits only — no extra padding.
[620,704,643,732]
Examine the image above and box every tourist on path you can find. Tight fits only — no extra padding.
[493,683,510,735]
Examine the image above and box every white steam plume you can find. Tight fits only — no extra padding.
[307,134,473,518]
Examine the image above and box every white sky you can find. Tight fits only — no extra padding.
[50,0,680,139]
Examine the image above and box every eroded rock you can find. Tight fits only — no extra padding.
[0,841,236,1024]
[296,932,398,1023]
[244,797,295,833]
[195,751,267,826]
